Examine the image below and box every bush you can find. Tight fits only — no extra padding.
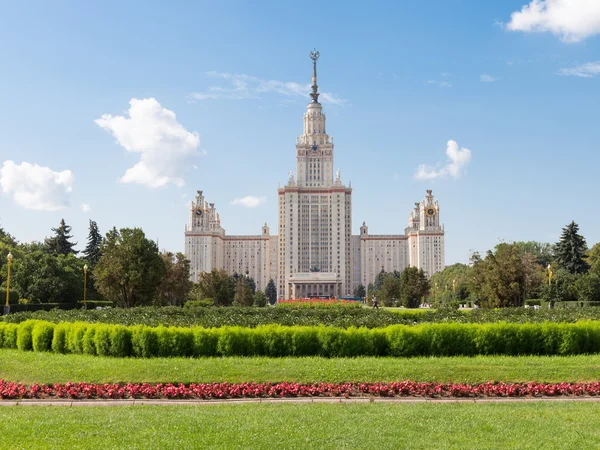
[1,323,19,348]
[51,323,70,354]
[16,320,37,351]
[7,320,600,359]
[184,299,215,308]
[131,325,159,358]
[32,321,55,352]
[9,304,600,329]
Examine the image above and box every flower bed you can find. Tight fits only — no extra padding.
[1,380,599,400]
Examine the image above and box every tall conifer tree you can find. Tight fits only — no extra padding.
[83,220,103,267]
[45,219,78,256]
[555,221,589,274]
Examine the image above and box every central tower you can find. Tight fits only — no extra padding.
[278,50,352,299]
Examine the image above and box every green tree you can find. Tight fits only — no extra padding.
[430,263,472,302]
[471,243,542,308]
[555,221,589,274]
[265,279,277,305]
[93,228,165,307]
[45,219,78,256]
[233,272,256,294]
[253,290,268,307]
[575,267,600,303]
[587,243,600,272]
[380,275,401,306]
[541,268,579,304]
[82,220,103,267]
[399,267,430,308]
[11,243,83,303]
[155,252,192,306]
[353,283,366,299]
[514,241,555,267]
[197,269,235,306]
[234,276,254,306]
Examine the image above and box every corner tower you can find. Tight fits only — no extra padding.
[278,50,352,299]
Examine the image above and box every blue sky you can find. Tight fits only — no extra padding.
[1,0,599,264]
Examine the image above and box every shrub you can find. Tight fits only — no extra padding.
[192,328,219,357]
[51,323,70,354]
[66,323,88,354]
[217,326,254,356]
[184,299,215,308]
[32,321,55,352]
[131,325,159,358]
[110,325,132,357]
[1,323,19,349]
[93,325,112,357]
[16,320,37,351]
[82,327,97,355]
[291,327,320,356]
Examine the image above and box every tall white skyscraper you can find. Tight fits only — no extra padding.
[185,51,445,299]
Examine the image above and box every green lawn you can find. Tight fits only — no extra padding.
[0,402,599,449]
[2,349,600,384]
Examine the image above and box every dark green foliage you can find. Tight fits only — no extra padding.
[82,220,102,267]
[265,279,277,305]
[253,291,267,307]
[555,221,589,275]
[93,228,165,308]
[233,277,254,307]
[155,252,192,306]
[353,284,366,299]
[196,269,235,307]
[11,245,84,303]
[14,305,600,329]
[44,219,78,256]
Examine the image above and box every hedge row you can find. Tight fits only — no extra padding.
[4,320,600,358]
[9,305,600,329]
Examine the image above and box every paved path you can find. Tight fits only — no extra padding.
[2,396,600,406]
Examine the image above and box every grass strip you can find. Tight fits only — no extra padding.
[0,402,599,449]
[2,349,600,385]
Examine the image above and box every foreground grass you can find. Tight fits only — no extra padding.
[0,402,599,449]
[2,349,600,384]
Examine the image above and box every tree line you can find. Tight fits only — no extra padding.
[0,219,278,309]
[428,221,600,307]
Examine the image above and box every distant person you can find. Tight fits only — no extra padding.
[372,296,379,309]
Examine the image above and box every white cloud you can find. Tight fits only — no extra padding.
[190,72,346,105]
[230,195,266,208]
[81,203,91,212]
[95,98,201,188]
[480,74,499,83]
[414,140,472,181]
[427,80,452,88]
[507,0,600,42]
[558,61,600,77]
[0,160,73,211]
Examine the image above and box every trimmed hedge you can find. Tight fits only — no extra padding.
[4,320,600,358]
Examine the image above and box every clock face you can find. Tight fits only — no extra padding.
[195,209,203,217]
[426,207,436,217]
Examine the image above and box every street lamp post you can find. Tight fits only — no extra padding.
[83,264,88,309]
[4,252,13,315]
[547,264,552,286]
[452,279,456,294]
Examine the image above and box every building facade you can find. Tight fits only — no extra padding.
[185,51,444,298]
